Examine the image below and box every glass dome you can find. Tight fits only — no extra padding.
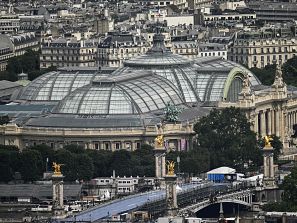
[14,68,113,101]
[54,71,184,115]
[111,34,200,104]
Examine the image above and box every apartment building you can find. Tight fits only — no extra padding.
[0,35,13,71]
[11,32,39,56]
[228,27,297,68]
[198,43,227,59]
[0,14,20,34]
[247,1,297,23]
[171,41,198,58]
[173,0,213,10]
[171,41,227,59]
[0,33,39,71]
[40,38,98,68]
[97,32,150,68]
[202,10,256,26]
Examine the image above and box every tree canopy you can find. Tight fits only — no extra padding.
[250,56,297,87]
[193,107,262,171]
[0,50,56,82]
[0,144,155,183]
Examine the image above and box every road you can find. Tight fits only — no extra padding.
[58,183,210,222]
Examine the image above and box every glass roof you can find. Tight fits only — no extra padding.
[193,57,262,102]
[15,70,108,101]
[54,72,184,115]
[124,52,191,67]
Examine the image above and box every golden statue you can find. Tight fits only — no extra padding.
[52,162,63,175]
[155,135,164,148]
[264,135,273,148]
[167,161,175,176]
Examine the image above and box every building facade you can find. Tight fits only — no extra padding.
[219,66,297,151]
[40,38,98,68]
[0,32,39,71]
[229,28,297,68]
[0,14,20,34]
[247,1,297,23]
[97,32,150,68]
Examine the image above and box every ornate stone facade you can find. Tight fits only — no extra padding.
[219,65,297,153]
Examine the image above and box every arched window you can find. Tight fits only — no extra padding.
[226,77,243,102]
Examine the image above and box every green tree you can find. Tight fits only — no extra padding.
[250,64,276,86]
[29,144,55,172]
[250,56,297,87]
[131,144,155,177]
[0,49,57,82]
[87,150,112,177]
[0,147,19,182]
[19,149,43,182]
[193,107,261,171]
[282,165,297,204]
[75,154,94,181]
[109,150,133,176]
[54,149,77,181]
[282,56,297,86]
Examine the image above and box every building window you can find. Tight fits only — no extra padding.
[115,142,121,150]
[104,142,110,150]
[136,142,141,149]
[95,143,99,150]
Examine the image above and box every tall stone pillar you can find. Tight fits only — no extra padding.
[262,139,276,189]
[267,110,272,135]
[271,110,275,135]
[51,163,65,219]
[261,111,266,136]
[154,134,166,187]
[254,112,259,134]
[162,155,166,177]
[275,110,278,136]
[165,161,178,217]
[154,149,166,178]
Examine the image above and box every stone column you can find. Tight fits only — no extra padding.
[161,155,166,177]
[271,110,275,135]
[263,145,276,189]
[267,110,272,135]
[275,109,280,137]
[155,155,160,178]
[269,154,274,178]
[52,173,65,218]
[280,110,286,140]
[165,175,178,217]
[254,112,259,134]
[261,111,266,136]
